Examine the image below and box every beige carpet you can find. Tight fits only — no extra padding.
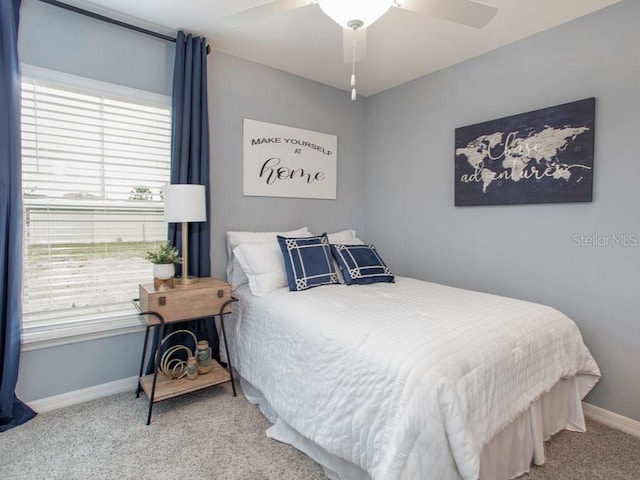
[1,384,639,479]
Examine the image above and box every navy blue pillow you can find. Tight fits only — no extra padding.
[277,234,339,291]
[330,244,395,285]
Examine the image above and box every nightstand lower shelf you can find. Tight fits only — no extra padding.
[140,360,231,403]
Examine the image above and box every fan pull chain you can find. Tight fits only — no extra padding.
[351,27,357,101]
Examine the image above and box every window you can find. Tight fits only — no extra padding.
[20,67,171,340]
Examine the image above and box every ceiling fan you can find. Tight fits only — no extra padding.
[222,0,499,99]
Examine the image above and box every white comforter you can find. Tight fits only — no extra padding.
[228,277,600,480]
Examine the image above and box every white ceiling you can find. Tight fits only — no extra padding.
[68,0,621,97]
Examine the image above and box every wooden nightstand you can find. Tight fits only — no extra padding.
[135,277,237,425]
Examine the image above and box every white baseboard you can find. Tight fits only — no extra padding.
[27,376,138,413]
[583,402,640,438]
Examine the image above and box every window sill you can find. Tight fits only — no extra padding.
[21,314,146,352]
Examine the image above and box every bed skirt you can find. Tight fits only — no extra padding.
[238,373,589,480]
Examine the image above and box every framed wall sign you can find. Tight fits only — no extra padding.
[243,119,337,199]
[454,98,595,206]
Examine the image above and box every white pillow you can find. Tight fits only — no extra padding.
[327,230,359,243]
[226,227,312,288]
[233,243,288,297]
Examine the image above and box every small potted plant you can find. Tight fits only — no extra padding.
[144,241,182,281]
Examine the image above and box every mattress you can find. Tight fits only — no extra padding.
[226,277,600,480]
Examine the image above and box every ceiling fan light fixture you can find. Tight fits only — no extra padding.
[318,0,391,29]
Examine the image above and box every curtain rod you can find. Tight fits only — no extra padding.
[36,0,211,54]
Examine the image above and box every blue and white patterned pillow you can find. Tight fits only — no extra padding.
[277,234,339,291]
[330,244,395,285]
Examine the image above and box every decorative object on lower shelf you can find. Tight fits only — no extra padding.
[196,340,213,374]
[159,329,198,379]
[186,356,198,380]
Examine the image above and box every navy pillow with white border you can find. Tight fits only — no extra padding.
[330,244,395,285]
[277,233,339,291]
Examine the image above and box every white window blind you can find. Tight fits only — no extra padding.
[21,72,171,329]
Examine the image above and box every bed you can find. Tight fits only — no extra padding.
[223,229,600,480]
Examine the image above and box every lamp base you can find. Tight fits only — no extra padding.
[175,276,199,285]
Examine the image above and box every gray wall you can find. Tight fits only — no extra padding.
[18,334,144,401]
[16,2,366,401]
[208,51,366,278]
[18,0,174,95]
[364,0,639,421]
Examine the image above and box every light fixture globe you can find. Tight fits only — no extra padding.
[318,0,391,29]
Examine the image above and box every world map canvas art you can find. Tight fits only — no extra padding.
[454,98,595,206]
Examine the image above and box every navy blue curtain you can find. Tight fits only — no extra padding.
[169,31,211,284]
[0,0,36,432]
[146,31,217,371]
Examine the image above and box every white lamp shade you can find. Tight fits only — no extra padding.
[318,0,391,28]
[163,184,206,223]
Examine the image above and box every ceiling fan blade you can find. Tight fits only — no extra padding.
[398,0,498,28]
[343,27,367,64]
[221,0,312,28]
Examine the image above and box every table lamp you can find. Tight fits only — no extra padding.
[163,184,206,285]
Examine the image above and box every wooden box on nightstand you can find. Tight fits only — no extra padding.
[138,277,232,323]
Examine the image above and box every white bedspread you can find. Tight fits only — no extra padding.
[228,277,600,480]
